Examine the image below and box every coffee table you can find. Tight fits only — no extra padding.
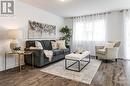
[65,51,90,72]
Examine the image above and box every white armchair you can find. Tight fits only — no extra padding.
[96,41,121,61]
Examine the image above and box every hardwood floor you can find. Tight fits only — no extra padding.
[0,60,128,86]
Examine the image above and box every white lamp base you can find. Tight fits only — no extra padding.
[10,40,19,52]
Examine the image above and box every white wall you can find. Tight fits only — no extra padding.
[64,18,73,29]
[0,0,64,71]
[64,11,124,58]
[64,18,73,50]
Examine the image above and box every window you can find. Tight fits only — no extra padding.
[74,19,106,42]
[72,15,107,55]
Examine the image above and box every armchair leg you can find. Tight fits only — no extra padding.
[96,56,98,59]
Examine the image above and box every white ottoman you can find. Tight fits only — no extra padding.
[65,51,90,72]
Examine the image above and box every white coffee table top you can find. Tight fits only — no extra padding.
[65,51,90,60]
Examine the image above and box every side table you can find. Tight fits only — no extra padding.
[5,51,34,72]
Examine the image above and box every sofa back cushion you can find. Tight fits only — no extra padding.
[26,41,36,48]
[26,40,56,50]
[41,40,52,50]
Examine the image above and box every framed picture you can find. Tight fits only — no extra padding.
[28,20,56,39]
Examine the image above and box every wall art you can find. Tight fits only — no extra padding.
[28,20,56,39]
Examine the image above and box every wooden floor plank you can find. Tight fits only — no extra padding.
[0,60,128,86]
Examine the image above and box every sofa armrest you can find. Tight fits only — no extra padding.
[25,48,43,52]
[25,48,45,59]
[25,49,43,56]
[24,48,46,67]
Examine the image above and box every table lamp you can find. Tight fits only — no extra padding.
[7,29,21,52]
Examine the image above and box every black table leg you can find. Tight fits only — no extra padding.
[65,59,67,69]
[78,60,80,72]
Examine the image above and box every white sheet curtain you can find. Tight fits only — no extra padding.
[72,14,107,55]
[123,10,130,59]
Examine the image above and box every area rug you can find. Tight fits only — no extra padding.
[40,59,101,84]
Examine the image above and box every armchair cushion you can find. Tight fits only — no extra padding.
[95,46,104,51]
[96,49,106,55]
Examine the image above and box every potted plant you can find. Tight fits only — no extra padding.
[60,26,72,46]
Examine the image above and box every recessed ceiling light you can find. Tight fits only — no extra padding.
[60,0,65,2]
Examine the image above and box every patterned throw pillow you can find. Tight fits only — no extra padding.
[57,40,66,49]
[35,41,43,49]
[51,41,58,49]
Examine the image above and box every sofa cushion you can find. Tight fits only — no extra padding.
[53,49,64,56]
[63,48,70,53]
[42,40,52,50]
[26,41,36,48]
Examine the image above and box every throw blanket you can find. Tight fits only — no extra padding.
[44,50,53,62]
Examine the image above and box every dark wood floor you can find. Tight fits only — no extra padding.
[0,60,129,86]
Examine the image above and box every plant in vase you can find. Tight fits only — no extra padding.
[13,47,21,52]
[60,26,72,46]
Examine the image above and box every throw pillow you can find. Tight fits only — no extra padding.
[35,41,43,49]
[57,40,66,49]
[104,42,115,49]
[29,47,40,49]
[51,41,58,49]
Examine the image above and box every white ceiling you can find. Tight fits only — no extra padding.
[21,0,130,17]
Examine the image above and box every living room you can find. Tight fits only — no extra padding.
[0,0,129,86]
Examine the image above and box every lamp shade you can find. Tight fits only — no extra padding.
[7,29,22,39]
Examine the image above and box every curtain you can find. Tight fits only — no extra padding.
[72,14,107,55]
[123,10,130,59]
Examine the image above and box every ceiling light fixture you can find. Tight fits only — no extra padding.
[60,0,65,2]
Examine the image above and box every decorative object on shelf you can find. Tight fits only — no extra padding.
[28,20,56,39]
[73,48,85,54]
[10,40,20,52]
[60,26,72,45]
[7,29,22,53]
[13,47,21,51]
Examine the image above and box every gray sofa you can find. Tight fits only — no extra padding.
[24,40,70,67]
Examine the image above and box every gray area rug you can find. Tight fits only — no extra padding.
[40,59,101,84]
